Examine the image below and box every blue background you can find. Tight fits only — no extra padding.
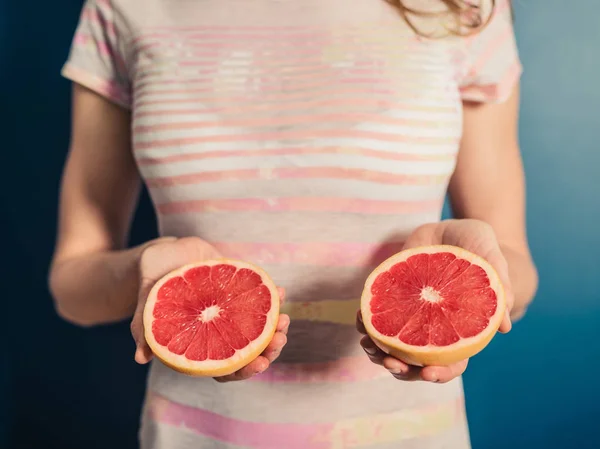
[1,0,599,448]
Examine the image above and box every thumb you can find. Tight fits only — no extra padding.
[481,244,514,334]
[131,276,156,365]
[131,239,176,364]
[401,223,440,250]
[497,288,514,334]
[277,287,287,304]
[131,307,154,364]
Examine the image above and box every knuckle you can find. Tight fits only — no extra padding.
[139,246,158,269]
[177,236,201,246]
[414,222,436,235]
[483,222,496,237]
[270,346,281,356]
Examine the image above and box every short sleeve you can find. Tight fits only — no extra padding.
[61,0,131,108]
[458,0,522,103]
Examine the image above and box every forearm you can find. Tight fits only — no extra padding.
[49,245,145,327]
[499,244,538,321]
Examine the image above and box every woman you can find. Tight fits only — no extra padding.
[50,0,538,447]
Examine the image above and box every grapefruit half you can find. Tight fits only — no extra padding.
[143,260,280,377]
[361,245,505,366]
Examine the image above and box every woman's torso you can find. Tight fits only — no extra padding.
[107,0,469,446]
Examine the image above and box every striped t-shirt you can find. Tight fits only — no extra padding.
[63,0,521,447]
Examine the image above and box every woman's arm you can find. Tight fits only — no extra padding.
[449,84,538,319]
[50,85,291,379]
[49,84,147,327]
[357,84,538,383]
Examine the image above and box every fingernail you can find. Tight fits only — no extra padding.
[388,368,405,376]
[363,346,377,355]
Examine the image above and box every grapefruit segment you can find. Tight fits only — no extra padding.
[143,260,280,376]
[361,245,505,366]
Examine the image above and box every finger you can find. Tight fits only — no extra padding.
[142,236,178,249]
[134,345,154,365]
[390,365,422,381]
[262,332,287,363]
[276,314,290,334]
[132,330,153,364]
[277,287,286,304]
[360,336,389,367]
[139,238,222,291]
[359,335,384,366]
[130,303,153,364]
[131,278,156,364]
[366,353,385,366]
[356,311,367,335]
[360,335,384,356]
[479,241,515,334]
[401,223,439,249]
[215,356,269,382]
[498,307,512,334]
[382,356,411,377]
[134,245,186,364]
[175,236,223,261]
[421,359,469,383]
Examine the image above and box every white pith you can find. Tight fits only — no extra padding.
[420,286,442,304]
[200,305,221,322]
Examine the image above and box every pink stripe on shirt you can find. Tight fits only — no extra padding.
[155,197,442,215]
[210,241,405,267]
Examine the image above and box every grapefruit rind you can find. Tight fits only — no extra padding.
[360,245,506,367]
[143,259,280,377]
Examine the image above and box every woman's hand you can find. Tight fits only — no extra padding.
[357,219,514,383]
[130,237,290,382]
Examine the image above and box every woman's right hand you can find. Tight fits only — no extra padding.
[130,236,290,382]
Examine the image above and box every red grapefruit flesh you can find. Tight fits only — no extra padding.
[143,260,280,377]
[361,245,506,366]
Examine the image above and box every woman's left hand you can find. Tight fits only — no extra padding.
[357,219,514,383]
